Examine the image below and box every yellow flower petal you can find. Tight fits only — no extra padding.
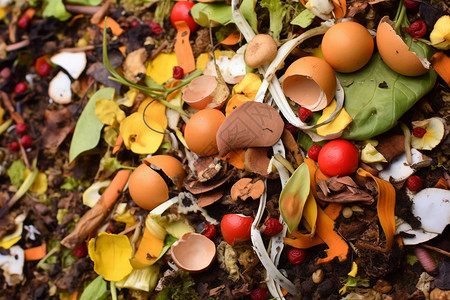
[232,72,262,100]
[316,100,352,136]
[137,98,167,130]
[146,53,178,85]
[348,261,358,277]
[361,143,387,163]
[95,98,126,127]
[88,232,133,282]
[119,112,164,154]
[430,15,450,50]
[29,172,48,194]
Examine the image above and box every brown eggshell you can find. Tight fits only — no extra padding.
[182,75,229,110]
[170,232,216,273]
[144,155,185,190]
[376,16,429,76]
[216,101,284,157]
[282,56,336,111]
[128,163,169,211]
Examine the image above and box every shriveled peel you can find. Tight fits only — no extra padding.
[356,168,396,252]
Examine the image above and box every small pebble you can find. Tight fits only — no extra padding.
[312,269,324,284]
[342,207,353,218]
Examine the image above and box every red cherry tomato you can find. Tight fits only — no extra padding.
[220,214,253,246]
[170,1,198,33]
[35,56,51,77]
[317,139,359,177]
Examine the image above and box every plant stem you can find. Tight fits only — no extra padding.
[394,0,406,32]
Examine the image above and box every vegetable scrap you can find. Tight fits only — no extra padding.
[0,0,450,299]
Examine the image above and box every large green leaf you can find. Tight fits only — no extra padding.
[69,88,115,163]
[338,36,437,140]
[260,0,287,43]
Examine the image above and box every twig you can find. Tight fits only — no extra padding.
[422,244,450,258]
[65,5,104,15]
[91,0,113,25]
[118,223,138,236]
[17,137,31,170]
[6,39,31,52]
[59,45,95,53]
[150,40,169,60]
[0,91,24,124]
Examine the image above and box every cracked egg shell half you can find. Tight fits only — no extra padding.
[376,16,430,76]
[128,155,185,211]
[170,232,216,273]
[282,56,336,112]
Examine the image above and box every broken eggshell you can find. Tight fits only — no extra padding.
[216,101,285,157]
[48,71,72,104]
[182,75,229,110]
[376,16,430,77]
[203,53,247,85]
[170,232,216,273]
[50,51,87,80]
[282,56,336,112]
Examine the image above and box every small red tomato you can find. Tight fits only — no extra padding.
[288,248,307,265]
[204,224,217,239]
[14,82,27,94]
[8,141,20,152]
[263,218,283,236]
[35,57,51,77]
[220,214,253,246]
[15,122,27,135]
[318,139,359,177]
[307,144,322,161]
[20,134,33,148]
[170,1,198,33]
[17,15,31,29]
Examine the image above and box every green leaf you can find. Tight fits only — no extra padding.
[290,8,315,28]
[279,162,310,232]
[80,275,109,300]
[66,0,102,6]
[240,0,258,33]
[260,0,287,42]
[42,0,71,21]
[69,87,115,163]
[7,159,26,188]
[190,3,234,27]
[339,37,437,140]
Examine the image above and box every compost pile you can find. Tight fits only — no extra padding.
[0,0,450,299]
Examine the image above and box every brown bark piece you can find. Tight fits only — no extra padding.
[244,147,277,178]
[376,135,405,162]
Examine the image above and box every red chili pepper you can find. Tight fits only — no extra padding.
[405,21,427,38]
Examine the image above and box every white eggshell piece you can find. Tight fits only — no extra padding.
[203,55,245,85]
[171,232,216,272]
[378,149,427,182]
[48,71,72,104]
[51,52,87,79]
[411,188,450,234]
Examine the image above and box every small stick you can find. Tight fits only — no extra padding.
[6,40,31,52]
[0,91,24,124]
[91,0,113,25]
[422,244,450,258]
[150,40,169,60]
[59,45,95,53]
[118,223,138,236]
[18,137,31,170]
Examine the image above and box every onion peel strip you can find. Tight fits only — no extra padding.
[356,168,396,252]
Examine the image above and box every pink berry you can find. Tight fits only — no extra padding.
[298,107,313,123]
[20,134,33,148]
[15,122,27,135]
[172,66,184,79]
[73,243,88,258]
[307,145,322,161]
[203,224,217,239]
[8,141,20,152]
[17,15,30,29]
[250,288,268,300]
[412,127,427,138]
[263,218,283,236]
[407,175,423,192]
[14,82,27,94]
[288,248,307,265]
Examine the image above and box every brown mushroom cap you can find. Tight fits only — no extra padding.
[244,34,278,69]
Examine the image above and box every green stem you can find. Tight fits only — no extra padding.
[394,0,406,32]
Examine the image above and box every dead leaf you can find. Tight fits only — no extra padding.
[42,108,76,152]
[123,48,148,83]
[230,178,265,201]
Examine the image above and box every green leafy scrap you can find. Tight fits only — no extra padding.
[69,87,115,163]
[290,8,315,28]
[260,0,287,42]
[190,3,234,28]
[7,159,26,188]
[240,0,258,33]
[80,275,109,300]
[42,0,71,21]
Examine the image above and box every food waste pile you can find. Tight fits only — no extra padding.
[0,0,450,299]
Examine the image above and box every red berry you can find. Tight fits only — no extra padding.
[130,20,139,28]
[412,127,427,138]
[298,107,313,123]
[8,141,20,152]
[20,134,33,148]
[263,218,283,236]
[15,122,27,135]
[403,0,419,9]
[17,15,30,29]
[73,243,88,258]
[307,144,322,161]
[204,224,217,239]
[405,20,427,38]
[146,21,163,35]
[407,175,423,192]
[250,288,268,300]
[172,66,184,79]
[14,82,27,94]
[288,248,307,265]
[35,57,51,77]
[284,122,297,136]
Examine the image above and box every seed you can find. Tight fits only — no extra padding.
[342,207,353,218]
[312,269,324,284]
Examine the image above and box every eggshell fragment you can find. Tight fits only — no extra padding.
[170,232,216,273]
[50,52,87,79]
[48,71,72,104]
[182,75,229,109]
[216,101,284,157]
[376,16,430,76]
[282,56,336,111]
